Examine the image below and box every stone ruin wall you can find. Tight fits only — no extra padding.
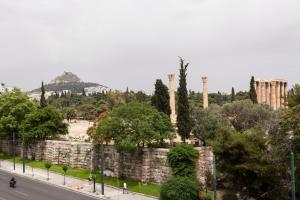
[0,140,213,184]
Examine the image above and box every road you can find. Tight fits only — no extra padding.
[0,170,98,200]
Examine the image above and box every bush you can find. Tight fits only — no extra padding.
[167,144,199,177]
[160,176,199,200]
[201,193,211,200]
[222,193,238,200]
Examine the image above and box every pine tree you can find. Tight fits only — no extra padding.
[231,87,235,102]
[151,79,171,116]
[40,81,47,108]
[177,58,192,143]
[82,88,86,96]
[249,76,258,104]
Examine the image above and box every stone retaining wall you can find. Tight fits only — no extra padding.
[0,140,213,184]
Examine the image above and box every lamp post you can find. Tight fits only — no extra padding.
[22,132,25,173]
[290,152,296,200]
[13,132,15,170]
[100,142,104,195]
[212,154,217,200]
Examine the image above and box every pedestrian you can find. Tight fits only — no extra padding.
[88,174,92,185]
[123,182,128,194]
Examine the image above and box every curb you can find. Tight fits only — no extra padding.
[0,168,107,200]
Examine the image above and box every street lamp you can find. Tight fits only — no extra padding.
[12,132,15,170]
[288,131,296,200]
[22,132,25,173]
[100,142,104,195]
[212,153,217,200]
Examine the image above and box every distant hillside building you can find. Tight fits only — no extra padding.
[49,71,81,84]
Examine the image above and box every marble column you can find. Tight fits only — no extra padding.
[256,81,261,103]
[284,82,288,108]
[265,82,270,106]
[271,81,276,110]
[276,81,281,109]
[202,77,208,108]
[280,82,285,108]
[261,81,266,103]
[168,74,177,124]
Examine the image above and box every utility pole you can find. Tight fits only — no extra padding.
[13,132,15,170]
[100,142,104,195]
[213,154,217,200]
[291,152,296,200]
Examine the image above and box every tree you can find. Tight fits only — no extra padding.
[40,81,47,108]
[160,176,199,200]
[96,102,174,153]
[288,84,300,107]
[191,104,228,145]
[65,108,77,122]
[249,76,258,104]
[0,88,37,139]
[96,102,174,179]
[22,106,68,143]
[231,87,235,102]
[82,88,86,96]
[151,79,171,116]
[135,91,148,102]
[62,165,68,185]
[177,58,192,142]
[167,144,199,178]
[222,100,276,132]
[44,162,52,180]
[211,128,284,199]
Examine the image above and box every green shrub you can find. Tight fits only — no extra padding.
[160,176,199,200]
[222,193,238,200]
[167,144,199,177]
[202,193,211,200]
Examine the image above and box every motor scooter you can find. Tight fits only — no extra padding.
[9,177,16,188]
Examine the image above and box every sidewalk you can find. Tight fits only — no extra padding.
[0,160,157,200]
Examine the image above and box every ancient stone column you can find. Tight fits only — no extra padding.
[261,81,266,103]
[284,82,288,108]
[276,81,281,109]
[265,82,270,106]
[168,74,177,124]
[270,81,277,110]
[280,82,285,108]
[202,77,208,108]
[256,81,261,103]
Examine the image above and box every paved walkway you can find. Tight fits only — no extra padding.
[0,160,157,200]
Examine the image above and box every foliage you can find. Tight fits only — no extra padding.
[151,79,171,116]
[96,102,174,153]
[202,193,211,200]
[249,76,258,104]
[231,87,235,102]
[167,144,199,178]
[0,88,37,139]
[40,81,47,108]
[211,128,284,199]
[65,108,77,122]
[44,161,52,169]
[288,84,300,107]
[160,176,199,200]
[62,165,68,173]
[22,106,68,142]
[222,193,237,200]
[222,100,275,132]
[177,58,192,142]
[191,104,228,145]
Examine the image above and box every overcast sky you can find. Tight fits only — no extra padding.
[1,0,299,93]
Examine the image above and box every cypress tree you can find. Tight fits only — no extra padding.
[82,88,86,96]
[151,79,171,116]
[40,81,47,108]
[231,87,235,102]
[177,58,192,143]
[249,76,258,104]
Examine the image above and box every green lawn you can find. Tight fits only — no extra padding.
[0,152,161,197]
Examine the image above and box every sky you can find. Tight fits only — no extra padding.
[0,0,300,94]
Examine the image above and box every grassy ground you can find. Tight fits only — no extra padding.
[0,152,161,197]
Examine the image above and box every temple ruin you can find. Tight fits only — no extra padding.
[255,79,288,110]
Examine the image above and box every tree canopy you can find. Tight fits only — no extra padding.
[151,79,171,116]
[96,102,174,153]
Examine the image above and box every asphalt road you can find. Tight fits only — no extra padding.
[0,170,98,200]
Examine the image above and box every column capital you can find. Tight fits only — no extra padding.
[168,74,175,81]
